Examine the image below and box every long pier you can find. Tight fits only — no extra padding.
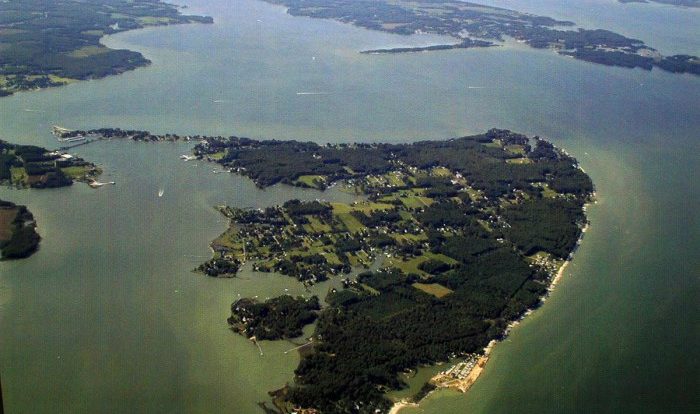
[58,139,96,151]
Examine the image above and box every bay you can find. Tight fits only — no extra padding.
[0,0,698,412]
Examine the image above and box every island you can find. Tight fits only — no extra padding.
[188,129,593,413]
[0,199,40,260]
[0,0,212,96]
[1,139,100,188]
[263,0,699,75]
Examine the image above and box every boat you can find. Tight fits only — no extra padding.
[158,189,164,197]
[89,181,115,188]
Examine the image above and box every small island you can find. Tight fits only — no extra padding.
[0,0,212,96]
[188,129,594,413]
[0,199,40,260]
[263,0,699,75]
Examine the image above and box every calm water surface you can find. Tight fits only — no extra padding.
[0,0,697,413]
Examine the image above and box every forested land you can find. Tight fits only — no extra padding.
[0,0,212,96]
[263,0,699,75]
[229,296,321,340]
[194,129,593,197]
[194,129,594,413]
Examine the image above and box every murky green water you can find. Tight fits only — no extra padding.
[0,0,697,413]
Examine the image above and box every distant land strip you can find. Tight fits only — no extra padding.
[264,0,699,75]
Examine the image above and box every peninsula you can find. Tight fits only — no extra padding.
[1,139,100,188]
[0,0,212,96]
[263,0,699,75]
[189,129,593,413]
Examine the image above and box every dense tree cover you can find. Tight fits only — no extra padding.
[197,257,240,277]
[263,0,699,76]
[228,295,320,340]
[284,200,333,217]
[0,200,40,260]
[418,258,452,274]
[203,129,593,412]
[285,249,544,412]
[0,0,212,95]
[501,198,585,258]
[195,129,592,199]
[416,201,475,228]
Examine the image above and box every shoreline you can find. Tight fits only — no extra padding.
[392,198,594,413]
[388,400,419,414]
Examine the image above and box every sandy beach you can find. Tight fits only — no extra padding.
[389,400,419,414]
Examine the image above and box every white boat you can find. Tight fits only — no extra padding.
[89,181,115,188]
[158,189,164,197]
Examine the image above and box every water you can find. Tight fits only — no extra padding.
[0,0,698,413]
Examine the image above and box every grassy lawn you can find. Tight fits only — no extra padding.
[335,212,365,233]
[386,172,405,186]
[81,30,104,36]
[138,16,174,25]
[332,201,393,233]
[48,75,77,84]
[504,144,527,155]
[208,151,226,161]
[295,175,326,189]
[464,186,484,202]
[530,183,559,198]
[393,233,427,243]
[387,251,458,276]
[413,282,453,298]
[386,256,426,275]
[506,157,532,164]
[306,216,332,233]
[10,167,27,185]
[68,46,110,58]
[322,252,342,265]
[61,166,89,179]
[399,195,433,209]
[431,166,452,177]
[331,201,393,214]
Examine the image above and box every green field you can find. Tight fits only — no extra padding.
[413,282,453,298]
